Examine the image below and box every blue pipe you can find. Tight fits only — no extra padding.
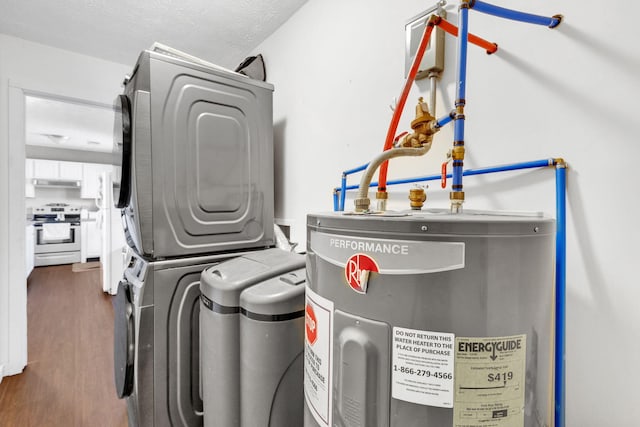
[452,3,470,194]
[340,163,370,211]
[340,175,347,211]
[555,163,567,427]
[471,0,561,28]
[337,159,554,194]
[343,163,369,176]
[463,159,552,176]
[456,5,470,105]
[436,112,454,129]
[333,190,339,212]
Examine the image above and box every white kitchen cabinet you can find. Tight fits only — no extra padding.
[33,159,59,179]
[25,158,35,178]
[81,163,111,199]
[30,159,83,181]
[25,224,34,279]
[58,161,83,180]
[59,162,82,181]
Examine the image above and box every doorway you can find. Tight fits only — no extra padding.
[7,86,120,376]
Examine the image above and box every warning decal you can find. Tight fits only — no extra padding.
[453,334,527,427]
[391,327,455,408]
[304,286,334,427]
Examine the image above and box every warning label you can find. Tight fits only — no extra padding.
[304,287,334,427]
[453,334,527,427]
[391,327,455,408]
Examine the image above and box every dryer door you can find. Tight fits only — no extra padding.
[113,94,132,209]
[113,280,135,398]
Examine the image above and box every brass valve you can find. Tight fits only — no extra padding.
[400,98,439,148]
[452,146,465,160]
[376,191,389,200]
[409,187,427,210]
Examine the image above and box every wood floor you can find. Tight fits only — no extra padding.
[0,265,128,427]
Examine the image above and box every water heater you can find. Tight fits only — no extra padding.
[304,210,555,427]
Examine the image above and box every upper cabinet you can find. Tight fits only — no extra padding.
[25,159,114,199]
[29,159,83,181]
[58,161,83,180]
[32,159,58,179]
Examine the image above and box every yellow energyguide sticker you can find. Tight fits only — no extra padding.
[453,334,527,427]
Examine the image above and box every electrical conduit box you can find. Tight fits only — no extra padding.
[405,8,446,78]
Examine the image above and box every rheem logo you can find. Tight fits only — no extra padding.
[305,303,317,345]
[345,253,379,294]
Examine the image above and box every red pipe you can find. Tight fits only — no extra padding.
[377,18,436,193]
[435,17,498,54]
[376,16,498,194]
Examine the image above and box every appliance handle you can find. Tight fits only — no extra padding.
[35,253,78,259]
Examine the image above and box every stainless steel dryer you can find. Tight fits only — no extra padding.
[113,49,275,259]
[114,249,260,427]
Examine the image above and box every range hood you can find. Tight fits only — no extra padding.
[32,178,81,189]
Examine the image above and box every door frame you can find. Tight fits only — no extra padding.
[5,82,113,376]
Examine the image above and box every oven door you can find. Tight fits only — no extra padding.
[34,224,81,254]
[113,94,132,209]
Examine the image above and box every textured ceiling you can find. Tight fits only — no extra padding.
[0,0,308,68]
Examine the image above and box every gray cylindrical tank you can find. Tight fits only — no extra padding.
[239,268,306,427]
[200,249,305,427]
[304,210,555,427]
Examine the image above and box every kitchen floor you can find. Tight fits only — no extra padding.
[0,265,128,427]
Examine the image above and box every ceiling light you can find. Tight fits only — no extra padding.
[40,133,70,143]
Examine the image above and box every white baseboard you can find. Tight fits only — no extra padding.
[1,362,25,379]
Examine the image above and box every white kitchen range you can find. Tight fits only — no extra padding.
[30,203,82,266]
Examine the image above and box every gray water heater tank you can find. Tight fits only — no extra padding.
[304,210,555,427]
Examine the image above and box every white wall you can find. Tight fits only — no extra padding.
[0,34,130,376]
[255,0,640,425]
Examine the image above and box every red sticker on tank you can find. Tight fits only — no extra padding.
[345,253,379,294]
[305,303,318,345]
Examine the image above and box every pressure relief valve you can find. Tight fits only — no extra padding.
[356,98,440,213]
[399,97,439,148]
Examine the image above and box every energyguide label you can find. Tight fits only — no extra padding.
[453,334,527,427]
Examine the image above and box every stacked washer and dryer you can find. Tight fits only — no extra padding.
[111,48,303,427]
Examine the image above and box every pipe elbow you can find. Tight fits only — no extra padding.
[549,14,563,28]
[554,158,567,168]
